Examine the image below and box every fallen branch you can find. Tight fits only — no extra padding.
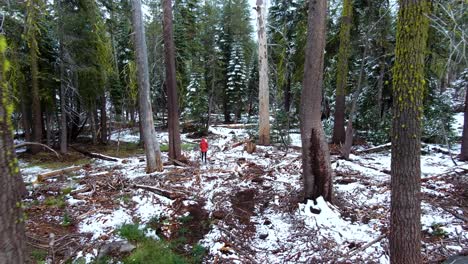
[131,184,186,199]
[169,158,189,167]
[37,166,82,182]
[345,234,386,258]
[356,143,391,155]
[15,142,60,158]
[70,146,119,162]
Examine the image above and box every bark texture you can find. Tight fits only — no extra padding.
[390,0,429,263]
[300,0,333,202]
[460,87,468,160]
[131,0,163,173]
[27,0,43,154]
[0,36,26,264]
[332,0,353,145]
[163,0,182,160]
[257,0,270,146]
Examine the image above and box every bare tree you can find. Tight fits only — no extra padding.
[390,0,430,262]
[130,0,163,172]
[162,0,182,160]
[300,0,333,202]
[257,0,270,146]
[0,35,26,264]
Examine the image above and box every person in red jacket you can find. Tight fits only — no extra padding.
[200,138,208,163]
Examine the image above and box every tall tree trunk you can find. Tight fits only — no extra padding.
[341,45,368,160]
[131,0,163,172]
[301,0,333,202]
[284,72,291,112]
[163,0,182,160]
[21,89,32,143]
[332,0,353,145]
[257,0,270,145]
[100,94,107,144]
[460,87,468,160]
[28,0,43,154]
[390,1,429,263]
[57,0,67,154]
[0,35,26,264]
[376,57,385,119]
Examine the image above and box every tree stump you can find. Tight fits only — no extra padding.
[244,141,256,154]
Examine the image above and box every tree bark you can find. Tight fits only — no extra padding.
[300,0,333,202]
[57,0,67,154]
[257,0,270,146]
[162,0,182,160]
[0,35,26,264]
[100,94,107,144]
[390,1,429,263]
[131,0,163,173]
[332,0,353,145]
[28,0,43,154]
[376,57,385,119]
[460,86,468,160]
[341,45,368,159]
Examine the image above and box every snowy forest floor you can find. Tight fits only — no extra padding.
[18,116,467,264]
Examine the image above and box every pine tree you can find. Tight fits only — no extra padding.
[301,0,333,202]
[0,35,26,264]
[390,0,430,262]
[257,0,270,145]
[163,0,183,160]
[226,42,248,122]
[332,0,353,145]
[130,0,163,172]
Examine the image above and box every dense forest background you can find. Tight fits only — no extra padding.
[0,0,465,150]
[0,0,467,263]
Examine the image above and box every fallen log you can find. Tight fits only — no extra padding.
[356,143,391,155]
[15,142,60,158]
[169,158,189,167]
[37,166,82,182]
[71,146,119,162]
[131,184,186,199]
[344,233,386,258]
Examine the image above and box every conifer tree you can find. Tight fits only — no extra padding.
[390,0,430,262]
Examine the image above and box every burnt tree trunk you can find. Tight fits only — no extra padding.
[390,0,429,263]
[300,0,333,202]
[100,94,108,144]
[0,36,26,264]
[162,0,182,160]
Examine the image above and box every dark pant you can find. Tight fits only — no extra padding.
[201,151,207,162]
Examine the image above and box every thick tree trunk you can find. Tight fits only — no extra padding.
[460,87,468,160]
[332,0,353,145]
[390,1,429,263]
[131,0,163,173]
[300,0,333,202]
[257,0,270,146]
[162,0,182,160]
[0,36,26,264]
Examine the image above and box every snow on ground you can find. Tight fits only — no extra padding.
[19,123,467,263]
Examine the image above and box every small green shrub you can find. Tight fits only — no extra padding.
[44,196,66,208]
[62,187,73,195]
[62,211,72,227]
[431,223,449,238]
[190,244,206,264]
[30,249,47,262]
[123,240,187,264]
[118,223,146,242]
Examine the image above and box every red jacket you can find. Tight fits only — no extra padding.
[200,138,208,152]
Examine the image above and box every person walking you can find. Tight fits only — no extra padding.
[200,138,208,163]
